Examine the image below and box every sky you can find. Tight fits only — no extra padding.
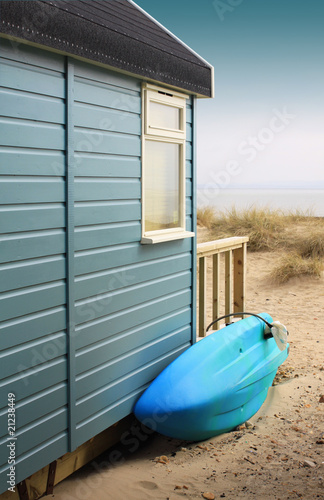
[135,0,324,189]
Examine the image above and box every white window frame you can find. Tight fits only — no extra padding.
[141,83,195,244]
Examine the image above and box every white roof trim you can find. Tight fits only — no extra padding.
[128,0,214,70]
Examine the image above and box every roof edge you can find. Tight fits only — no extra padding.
[128,1,214,69]
[0,32,210,98]
[128,0,214,98]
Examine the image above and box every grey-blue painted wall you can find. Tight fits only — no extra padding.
[0,38,197,493]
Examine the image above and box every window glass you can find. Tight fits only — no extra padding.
[145,140,180,232]
[150,101,180,131]
[141,84,193,243]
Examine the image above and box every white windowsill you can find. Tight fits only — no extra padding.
[141,231,195,245]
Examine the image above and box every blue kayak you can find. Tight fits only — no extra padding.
[134,313,289,441]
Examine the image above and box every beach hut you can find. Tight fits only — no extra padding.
[0,0,213,496]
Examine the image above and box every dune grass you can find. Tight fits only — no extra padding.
[297,231,324,258]
[197,206,289,251]
[196,206,216,230]
[197,205,324,282]
[270,253,322,283]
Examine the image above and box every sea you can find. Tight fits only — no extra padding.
[197,188,324,217]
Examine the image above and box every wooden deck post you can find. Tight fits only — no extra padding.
[225,249,233,317]
[233,242,247,315]
[212,253,220,329]
[198,256,207,337]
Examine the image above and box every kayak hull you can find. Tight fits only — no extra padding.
[134,313,289,441]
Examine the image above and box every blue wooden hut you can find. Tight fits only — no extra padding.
[0,0,213,495]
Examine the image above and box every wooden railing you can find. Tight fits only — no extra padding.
[197,237,249,337]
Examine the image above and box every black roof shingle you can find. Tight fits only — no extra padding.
[0,0,213,97]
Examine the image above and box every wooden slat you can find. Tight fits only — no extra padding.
[0,282,66,322]
[75,327,190,404]
[75,155,140,178]
[0,358,67,404]
[0,88,64,124]
[0,38,65,72]
[74,59,140,90]
[186,121,193,141]
[74,290,191,350]
[75,239,192,276]
[186,178,193,198]
[212,253,220,329]
[0,60,65,98]
[75,201,141,226]
[0,119,64,150]
[0,308,66,351]
[0,384,67,432]
[17,481,28,500]
[74,271,191,326]
[185,141,193,161]
[74,79,140,113]
[77,345,187,422]
[0,179,65,204]
[186,159,193,175]
[185,199,193,217]
[0,205,65,234]
[0,150,65,176]
[186,105,193,123]
[197,237,249,257]
[75,253,191,301]
[74,179,140,202]
[0,332,66,379]
[198,256,207,337]
[0,410,67,466]
[74,102,141,135]
[0,257,65,293]
[74,222,141,251]
[74,127,140,156]
[0,231,65,263]
[75,309,190,374]
[75,345,189,447]
[225,250,233,317]
[233,242,247,314]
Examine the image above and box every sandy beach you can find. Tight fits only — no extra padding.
[43,231,324,500]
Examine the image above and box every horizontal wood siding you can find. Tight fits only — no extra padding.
[0,40,196,491]
[73,61,195,447]
[0,40,68,492]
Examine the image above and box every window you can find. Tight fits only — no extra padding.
[141,83,195,244]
